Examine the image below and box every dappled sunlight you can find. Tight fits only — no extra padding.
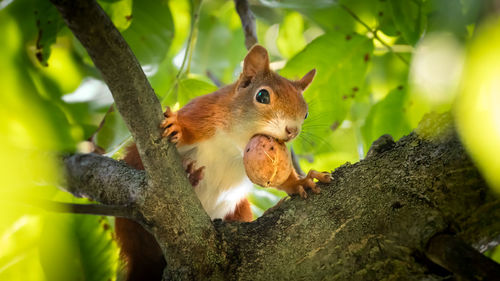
[410,32,464,106]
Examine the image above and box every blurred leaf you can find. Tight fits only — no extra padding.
[265,0,393,36]
[281,31,373,154]
[95,108,131,152]
[424,0,468,40]
[368,52,410,100]
[361,86,412,152]
[190,0,246,83]
[248,185,286,218]
[122,0,174,65]
[33,0,63,66]
[178,77,217,107]
[168,0,191,56]
[0,216,45,281]
[39,215,119,281]
[277,12,306,58]
[150,56,179,104]
[0,12,76,281]
[99,0,133,31]
[257,0,336,9]
[250,4,284,25]
[388,0,425,45]
[455,18,500,194]
[299,123,362,172]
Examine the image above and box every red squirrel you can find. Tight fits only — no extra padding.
[115,45,332,281]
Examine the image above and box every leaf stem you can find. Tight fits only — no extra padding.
[340,4,410,65]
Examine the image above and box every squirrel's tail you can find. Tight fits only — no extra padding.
[115,144,165,281]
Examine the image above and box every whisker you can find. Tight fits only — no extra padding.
[299,131,335,152]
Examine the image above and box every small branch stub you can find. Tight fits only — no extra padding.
[426,234,500,280]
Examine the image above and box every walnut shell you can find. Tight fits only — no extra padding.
[243,135,292,187]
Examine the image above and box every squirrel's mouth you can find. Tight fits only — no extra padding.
[254,132,296,144]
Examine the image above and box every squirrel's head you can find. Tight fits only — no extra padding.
[233,45,315,142]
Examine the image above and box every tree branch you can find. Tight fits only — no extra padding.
[426,234,500,280]
[50,0,223,278]
[234,0,258,50]
[42,201,134,218]
[63,153,146,205]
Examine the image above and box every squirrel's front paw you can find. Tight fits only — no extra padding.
[280,170,332,199]
[161,107,182,143]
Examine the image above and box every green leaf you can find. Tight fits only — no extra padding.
[122,0,174,65]
[190,0,247,83]
[361,87,412,153]
[257,0,335,9]
[39,215,119,281]
[99,0,133,31]
[424,0,468,40]
[388,0,425,45]
[281,31,373,155]
[248,185,286,218]
[95,108,131,152]
[34,0,64,66]
[177,77,217,107]
[277,12,307,59]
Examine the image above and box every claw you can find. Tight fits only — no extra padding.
[298,185,307,199]
[160,107,182,143]
[308,170,332,183]
[278,170,331,198]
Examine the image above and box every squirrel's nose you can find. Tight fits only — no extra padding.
[285,126,298,140]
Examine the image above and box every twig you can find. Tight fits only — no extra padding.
[86,104,114,154]
[206,70,223,87]
[426,234,500,280]
[176,2,202,79]
[26,199,134,218]
[234,0,258,50]
[340,4,409,65]
[87,104,114,144]
[290,147,305,177]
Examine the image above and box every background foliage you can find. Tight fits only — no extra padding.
[1,0,499,280]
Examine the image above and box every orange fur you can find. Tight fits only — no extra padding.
[224,198,253,222]
[116,145,164,281]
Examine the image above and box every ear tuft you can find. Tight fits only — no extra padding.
[242,45,270,78]
[296,69,316,91]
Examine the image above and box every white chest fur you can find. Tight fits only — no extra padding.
[178,130,252,219]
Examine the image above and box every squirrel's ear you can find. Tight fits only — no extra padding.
[242,45,270,78]
[296,69,316,92]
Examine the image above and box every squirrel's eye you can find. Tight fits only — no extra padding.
[304,112,308,119]
[256,89,270,104]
